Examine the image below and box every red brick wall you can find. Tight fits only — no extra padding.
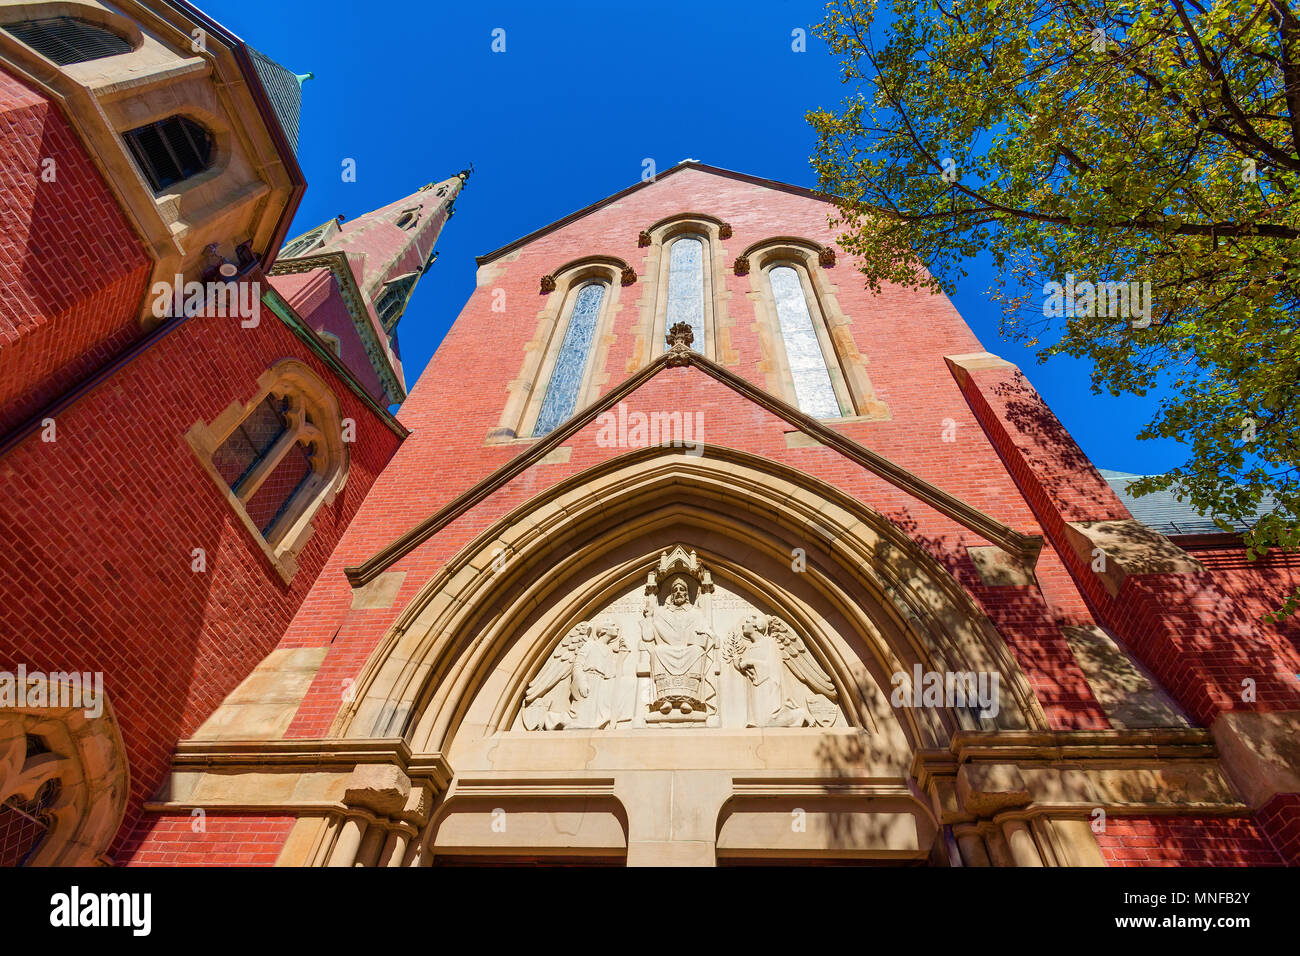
[268,269,387,401]
[0,308,403,861]
[0,68,151,436]
[953,359,1300,727]
[266,167,1111,740]
[1255,793,1300,865]
[1097,815,1285,866]
[117,813,296,866]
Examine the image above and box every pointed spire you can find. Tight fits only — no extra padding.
[269,172,467,406]
[304,174,464,307]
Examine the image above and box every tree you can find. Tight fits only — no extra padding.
[809,0,1300,616]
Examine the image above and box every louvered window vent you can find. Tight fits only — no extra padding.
[4,16,132,65]
[122,116,213,192]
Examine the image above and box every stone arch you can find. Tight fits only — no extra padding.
[337,445,1046,756]
[741,235,887,421]
[490,256,629,443]
[0,679,129,866]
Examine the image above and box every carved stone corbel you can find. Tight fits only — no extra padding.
[733,255,749,276]
[539,274,556,294]
[665,322,695,367]
[818,246,836,267]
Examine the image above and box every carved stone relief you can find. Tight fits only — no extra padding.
[518,547,845,730]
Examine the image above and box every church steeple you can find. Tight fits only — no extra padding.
[269,169,469,404]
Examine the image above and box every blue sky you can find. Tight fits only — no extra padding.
[206,0,1183,475]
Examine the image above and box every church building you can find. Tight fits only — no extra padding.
[1,0,1298,868]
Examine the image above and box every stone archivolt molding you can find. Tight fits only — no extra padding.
[741,236,888,422]
[490,255,631,444]
[185,359,350,583]
[332,446,1048,757]
[0,683,128,866]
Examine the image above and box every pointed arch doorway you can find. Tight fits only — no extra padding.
[323,446,1053,865]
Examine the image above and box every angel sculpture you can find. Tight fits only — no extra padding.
[522,622,635,730]
[723,613,839,727]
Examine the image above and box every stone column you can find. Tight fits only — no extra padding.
[953,826,991,867]
[355,823,388,867]
[1002,818,1043,867]
[327,815,366,867]
[380,830,409,867]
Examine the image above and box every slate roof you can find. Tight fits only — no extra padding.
[1099,469,1275,536]
[248,46,303,154]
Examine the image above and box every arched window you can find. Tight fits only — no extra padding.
[533,281,607,436]
[3,16,133,65]
[122,116,213,192]
[375,274,419,332]
[187,361,349,580]
[768,265,842,419]
[211,394,322,539]
[640,216,728,363]
[664,236,705,351]
[742,239,890,422]
[0,736,58,867]
[280,226,327,259]
[490,257,625,444]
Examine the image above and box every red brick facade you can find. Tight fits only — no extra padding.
[4,116,1298,865]
[115,165,1290,866]
[0,69,152,436]
[0,308,404,859]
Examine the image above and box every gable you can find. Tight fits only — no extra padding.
[344,340,1043,586]
[475,162,836,267]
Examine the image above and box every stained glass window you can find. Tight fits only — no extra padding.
[769,266,842,419]
[532,282,606,436]
[664,237,705,351]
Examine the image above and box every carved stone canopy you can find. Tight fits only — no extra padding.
[646,545,712,596]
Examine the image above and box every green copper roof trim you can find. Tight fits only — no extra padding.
[262,287,409,440]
